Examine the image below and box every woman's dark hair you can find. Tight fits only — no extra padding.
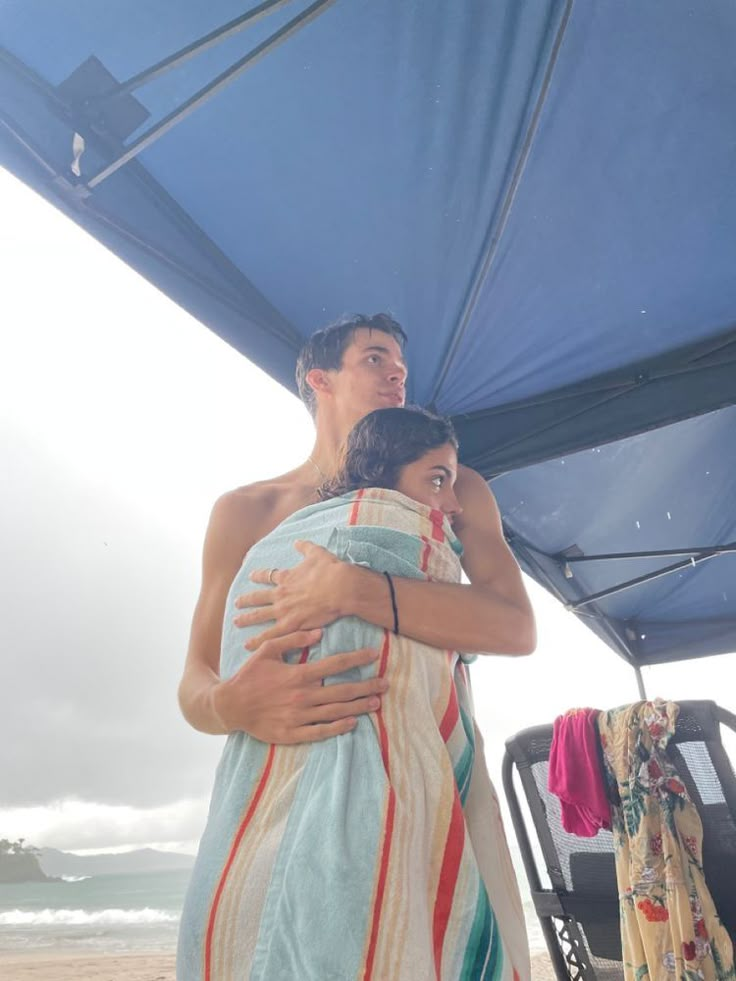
[320,407,458,499]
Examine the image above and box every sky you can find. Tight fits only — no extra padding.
[1,168,734,855]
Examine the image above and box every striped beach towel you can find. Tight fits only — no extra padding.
[178,488,529,980]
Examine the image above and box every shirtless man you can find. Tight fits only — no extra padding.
[178,313,535,744]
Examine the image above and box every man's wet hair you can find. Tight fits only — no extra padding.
[320,407,458,499]
[295,313,407,417]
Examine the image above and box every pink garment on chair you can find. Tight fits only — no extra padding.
[548,708,611,837]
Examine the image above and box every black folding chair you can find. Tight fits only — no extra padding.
[502,700,736,980]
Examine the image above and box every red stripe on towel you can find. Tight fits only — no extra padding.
[362,787,396,981]
[349,487,365,526]
[420,535,432,573]
[439,684,460,742]
[432,794,465,977]
[375,630,391,770]
[430,508,445,541]
[362,630,395,979]
[204,745,276,980]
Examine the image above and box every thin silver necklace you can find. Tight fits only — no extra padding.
[308,455,328,481]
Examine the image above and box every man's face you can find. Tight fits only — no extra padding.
[327,327,407,423]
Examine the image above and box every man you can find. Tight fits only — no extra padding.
[178,313,535,744]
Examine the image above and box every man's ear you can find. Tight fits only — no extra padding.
[305,368,331,397]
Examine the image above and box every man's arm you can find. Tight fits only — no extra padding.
[236,468,536,656]
[178,491,388,743]
[356,466,536,653]
[178,493,249,734]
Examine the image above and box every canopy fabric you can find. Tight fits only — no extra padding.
[493,408,736,667]
[2,0,735,668]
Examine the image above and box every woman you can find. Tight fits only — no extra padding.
[178,407,528,981]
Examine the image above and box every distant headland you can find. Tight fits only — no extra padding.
[0,838,195,883]
[0,838,53,883]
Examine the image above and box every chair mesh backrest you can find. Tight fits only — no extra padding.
[506,700,736,981]
[669,701,736,941]
[511,733,623,979]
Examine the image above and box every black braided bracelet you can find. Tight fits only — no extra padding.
[383,571,399,635]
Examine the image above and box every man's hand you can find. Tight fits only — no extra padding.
[233,541,354,651]
[212,628,386,744]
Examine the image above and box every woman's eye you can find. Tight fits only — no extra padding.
[366,355,380,365]
[431,475,444,488]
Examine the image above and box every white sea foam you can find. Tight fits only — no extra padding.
[0,907,178,926]
[60,875,92,882]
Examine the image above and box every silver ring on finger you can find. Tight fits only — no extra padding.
[268,567,278,585]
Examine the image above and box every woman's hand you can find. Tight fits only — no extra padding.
[233,541,355,651]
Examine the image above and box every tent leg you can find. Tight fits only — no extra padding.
[634,665,647,700]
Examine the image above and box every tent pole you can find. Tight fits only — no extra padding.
[506,529,640,668]
[634,665,647,700]
[110,0,295,98]
[563,542,736,563]
[568,548,724,610]
[86,0,338,189]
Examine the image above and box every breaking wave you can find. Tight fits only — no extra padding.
[0,907,178,926]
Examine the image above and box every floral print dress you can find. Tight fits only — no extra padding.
[598,699,735,981]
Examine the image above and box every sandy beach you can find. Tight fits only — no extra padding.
[0,951,176,980]
[0,949,556,979]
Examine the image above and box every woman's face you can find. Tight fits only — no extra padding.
[395,443,462,522]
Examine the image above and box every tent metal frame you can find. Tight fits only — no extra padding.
[0,46,304,365]
[75,0,339,190]
[561,542,736,610]
[507,531,736,695]
[90,0,297,101]
[506,528,642,670]
[458,326,736,477]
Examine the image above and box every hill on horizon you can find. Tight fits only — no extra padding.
[38,846,195,878]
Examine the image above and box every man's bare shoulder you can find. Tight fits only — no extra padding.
[456,464,498,507]
[454,464,502,539]
[218,473,290,508]
[209,468,312,550]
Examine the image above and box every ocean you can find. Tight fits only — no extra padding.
[0,868,188,955]
[0,865,545,956]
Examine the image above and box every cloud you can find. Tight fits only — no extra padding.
[0,798,209,853]
[1,425,226,809]
[0,166,313,823]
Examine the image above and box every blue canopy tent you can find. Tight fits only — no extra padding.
[2,0,735,691]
